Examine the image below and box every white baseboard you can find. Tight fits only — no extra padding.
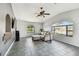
[4,40,15,56]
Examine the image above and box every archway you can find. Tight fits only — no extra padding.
[5,14,11,32]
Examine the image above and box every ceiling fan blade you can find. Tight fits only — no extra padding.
[35,13,39,14]
[44,13,50,15]
[36,14,41,17]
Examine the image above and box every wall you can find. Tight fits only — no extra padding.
[17,20,42,37]
[44,8,79,47]
[0,3,15,55]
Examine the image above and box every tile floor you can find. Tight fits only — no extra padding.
[8,37,79,56]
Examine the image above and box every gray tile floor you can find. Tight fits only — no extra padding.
[8,37,79,56]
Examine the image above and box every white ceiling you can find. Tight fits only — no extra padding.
[11,3,79,22]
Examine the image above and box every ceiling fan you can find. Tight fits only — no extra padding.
[36,7,50,17]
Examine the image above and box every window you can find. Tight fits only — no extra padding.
[27,25,35,33]
[66,25,73,37]
[52,21,73,37]
[54,25,66,35]
[53,25,73,37]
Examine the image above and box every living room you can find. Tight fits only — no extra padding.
[1,3,79,56]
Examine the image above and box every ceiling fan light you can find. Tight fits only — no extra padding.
[40,7,43,9]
